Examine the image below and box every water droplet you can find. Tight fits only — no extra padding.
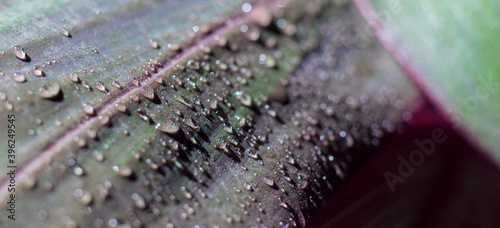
[238,93,252,106]
[140,86,155,100]
[76,137,87,148]
[68,73,80,82]
[19,174,36,189]
[74,166,84,176]
[83,104,95,116]
[208,99,218,110]
[117,165,132,177]
[93,150,104,162]
[0,92,6,101]
[176,96,193,109]
[149,39,159,49]
[169,43,180,51]
[112,80,122,89]
[33,69,45,77]
[155,118,180,134]
[13,46,29,61]
[86,129,97,139]
[38,83,61,99]
[250,8,272,27]
[4,101,13,110]
[132,193,146,209]
[243,182,253,191]
[263,177,275,187]
[95,81,107,93]
[61,29,71,37]
[115,103,127,113]
[11,73,26,83]
[242,3,252,13]
[265,56,276,68]
[138,113,150,123]
[183,117,199,132]
[108,219,118,227]
[80,191,92,205]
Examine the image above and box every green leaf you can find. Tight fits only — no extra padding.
[355,0,500,160]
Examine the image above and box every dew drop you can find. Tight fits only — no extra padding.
[74,166,84,176]
[183,117,199,132]
[117,165,133,177]
[11,73,26,83]
[61,29,71,37]
[242,3,252,13]
[68,73,80,82]
[250,8,272,27]
[265,56,276,68]
[80,191,92,205]
[82,104,95,116]
[140,86,155,100]
[155,118,180,134]
[263,177,275,187]
[208,99,218,110]
[132,193,146,209]
[112,80,122,89]
[0,92,6,101]
[115,103,127,113]
[38,83,61,99]
[4,101,13,110]
[95,81,107,93]
[13,46,29,61]
[149,39,159,49]
[33,69,45,77]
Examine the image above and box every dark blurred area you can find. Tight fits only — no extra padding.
[309,101,500,228]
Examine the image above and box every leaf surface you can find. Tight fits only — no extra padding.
[0,1,419,227]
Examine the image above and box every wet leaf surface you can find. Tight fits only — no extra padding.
[0,0,419,227]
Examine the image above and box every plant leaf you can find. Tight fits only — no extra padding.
[0,1,419,227]
[354,0,500,161]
